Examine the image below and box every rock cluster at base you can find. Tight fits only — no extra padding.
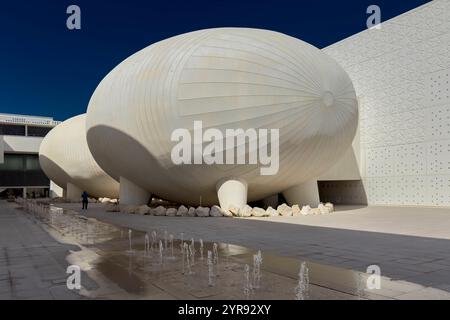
[109,201,335,218]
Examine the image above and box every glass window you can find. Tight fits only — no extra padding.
[0,154,24,171]
[27,126,52,137]
[0,154,49,187]
[0,124,26,136]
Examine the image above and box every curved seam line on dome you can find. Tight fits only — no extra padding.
[189,54,316,90]
[181,67,314,90]
[178,81,319,96]
[178,99,320,117]
[219,34,323,91]
[195,45,320,93]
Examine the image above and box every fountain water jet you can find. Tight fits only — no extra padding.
[144,233,150,255]
[151,231,157,252]
[243,264,251,298]
[199,239,204,260]
[164,230,168,250]
[159,240,164,265]
[252,250,262,289]
[207,250,214,286]
[295,261,309,300]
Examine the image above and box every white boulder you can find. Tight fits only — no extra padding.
[100,197,111,204]
[266,206,279,217]
[229,206,240,217]
[292,205,301,216]
[238,205,252,217]
[177,205,188,216]
[301,205,311,216]
[151,206,166,216]
[277,204,293,217]
[210,205,224,217]
[318,203,331,214]
[136,205,150,215]
[252,207,268,217]
[195,207,210,217]
[325,202,334,213]
[166,208,177,216]
[187,207,196,217]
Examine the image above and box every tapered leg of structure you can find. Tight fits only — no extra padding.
[282,181,320,207]
[216,178,248,210]
[119,176,151,205]
[66,183,83,202]
[50,181,64,198]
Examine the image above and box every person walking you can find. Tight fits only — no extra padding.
[82,191,89,210]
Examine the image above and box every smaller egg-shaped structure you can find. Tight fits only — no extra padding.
[39,114,119,198]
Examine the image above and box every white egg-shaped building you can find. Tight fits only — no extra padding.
[86,28,358,208]
[39,114,119,200]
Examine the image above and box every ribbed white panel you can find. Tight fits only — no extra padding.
[86,28,358,206]
[39,114,119,198]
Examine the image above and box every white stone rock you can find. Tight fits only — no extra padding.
[151,206,166,216]
[100,197,111,204]
[177,205,188,216]
[195,207,210,217]
[229,206,240,217]
[325,202,334,213]
[222,208,233,217]
[252,207,268,217]
[238,205,252,217]
[136,205,150,215]
[266,206,279,217]
[310,208,321,215]
[166,208,177,216]
[277,203,293,216]
[210,205,224,217]
[187,207,196,217]
[318,203,331,214]
[292,204,301,216]
[301,205,311,216]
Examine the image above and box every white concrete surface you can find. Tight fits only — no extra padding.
[323,0,450,207]
[283,180,320,207]
[119,176,151,205]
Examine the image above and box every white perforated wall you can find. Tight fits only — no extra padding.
[323,0,450,207]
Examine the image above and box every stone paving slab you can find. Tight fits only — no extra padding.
[0,201,87,300]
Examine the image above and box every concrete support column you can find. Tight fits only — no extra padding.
[66,183,82,202]
[216,177,248,210]
[119,176,151,205]
[50,181,64,198]
[23,187,27,199]
[282,180,320,207]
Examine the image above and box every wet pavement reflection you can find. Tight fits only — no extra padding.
[18,201,434,300]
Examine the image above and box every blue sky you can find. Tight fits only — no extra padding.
[0,0,430,121]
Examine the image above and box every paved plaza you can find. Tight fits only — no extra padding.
[2,200,450,299]
[58,203,450,292]
[0,201,95,299]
